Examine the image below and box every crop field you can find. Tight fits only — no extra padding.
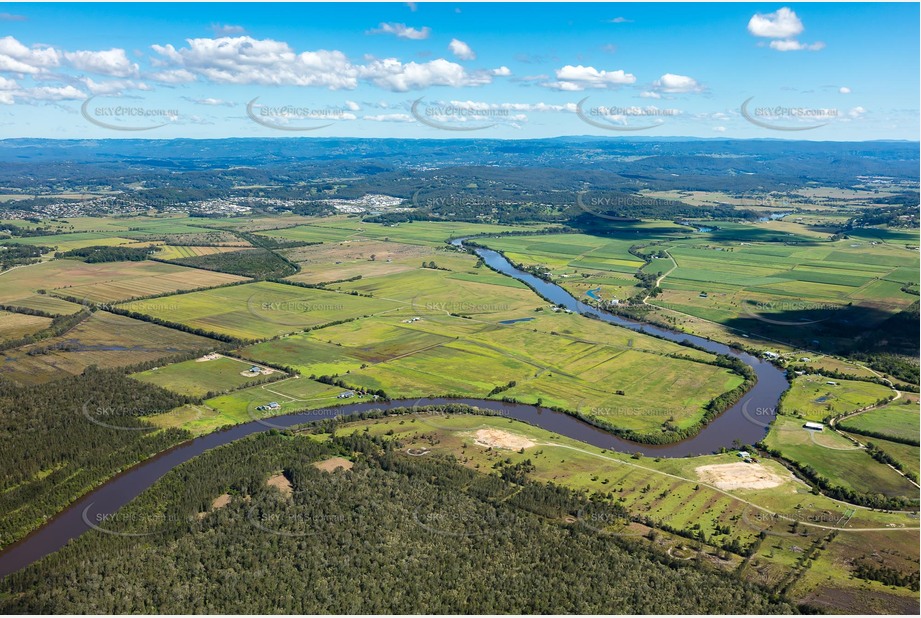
[154,245,253,260]
[859,436,920,479]
[131,354,280,398]
[0,258,248,305]
[838,398,920,443]
[282,239,440,284]
[0,312,214,385]
[3,232,144,252]
[780,375,895,421]
[763,416,917,498]
[121,281,402,340]
[0,310,51,342]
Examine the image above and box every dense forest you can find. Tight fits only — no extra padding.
[167,248,297,279]
[57,245,153,262]
[0,430,796,614]
[0,367,193,548]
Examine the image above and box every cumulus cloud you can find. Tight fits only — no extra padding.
[64,48,139,77]
[345,100,360,111]
[492,66,511,76]
[544,64,635,91]
[839,86,851,94]
[608,17,632,24]
[448,38,475,60]
[361,57,490,91]
[652,73,702,94]
[848,106,866,119]
[640,91,661,99]
[713,126,727,132]
[364,113,414,122]
[184,96,233,106]
[748,7,803,38]
[80,77,149,95]
[748,7,823,52]
[368,23,431,40]
[0,36,60,74]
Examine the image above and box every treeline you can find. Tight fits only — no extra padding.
[0,243,53,270]
[0,366,192,549]
[0,308,91,353]
[853,562,920,591]
[866,442,920,484]
[1,429,796,614]
[785,363,919,393]
[57,245,152,263]
[848,352,919,386]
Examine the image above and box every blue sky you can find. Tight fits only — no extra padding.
[0,2,917,139]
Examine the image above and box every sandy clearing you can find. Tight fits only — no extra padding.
[211,493,231,509]
[472,428,535,451]
[695,462,788,490]
[313,456,354,473]
[196,353,221,362]
[266,473,293,497]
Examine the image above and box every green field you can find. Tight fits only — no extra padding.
[838,399,920,443]
[763,416,917,499]
[131,355,281,398]
[780,375,895,421]
[121,281,401,340]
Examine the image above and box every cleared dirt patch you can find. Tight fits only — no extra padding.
[196,353,221,362]
[313,456,354,473]
[472,428,535,451]
[211,493,231,509]
[695,462,788,490]
[266,473,293,497]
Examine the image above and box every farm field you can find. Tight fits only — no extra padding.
[0,258,247,305]
[154,245,254,260]
[762,416,917,499]
[838,398,920,444]
[0,310,51,342]
[121,281,402,340]
[0,312,214,386]
[131,354,280,398]
[780,375,895,421]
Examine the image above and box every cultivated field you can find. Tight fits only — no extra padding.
[780,375,895,421]
[0,312,214,385]
[131,354,280,398]
[122,281,402,340]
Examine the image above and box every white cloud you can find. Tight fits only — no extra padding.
[345,100,360,111]
[640,91,661,99]
[186,97,233,106]
[748,7,803,38]
[492,66,511,76]
[713,126,727,132]
[151,37,359,89]
[544,64,635,91]
[769,39,825,52]
[147,68,197,84]
[368,23,431,40]
[64,48,139,77]
[0,36,60,74]
[652,73,702,94]
[362,57,490,91]
[848,106,866,119]
[608,17,632,24]
[448,38,475,61]
[839,86,851,94]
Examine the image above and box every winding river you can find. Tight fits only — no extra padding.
[0,238,788,578]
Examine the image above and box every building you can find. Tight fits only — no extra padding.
[338,391,354,399]
[804,421,824,431]
[737,451,750,458]
[250,365,261,373]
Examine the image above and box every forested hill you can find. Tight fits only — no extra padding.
[1,431,797,614]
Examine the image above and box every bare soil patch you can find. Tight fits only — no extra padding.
[266,473,293,497]
[196,353,221,362]
[472,428,535,451]
[695,462,788,490]
[313,456,354,473]
[211,493,231,509]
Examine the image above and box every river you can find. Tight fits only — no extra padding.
[0,237,787,578]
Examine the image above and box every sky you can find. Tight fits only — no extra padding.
[0,2,918,140]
